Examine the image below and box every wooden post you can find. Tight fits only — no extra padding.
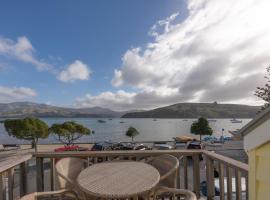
[245,173,248,200]
[0,173,3,200]
[218,162,225,200]
[36,157,44,192]
[50,158,55,191]
[226,167,232,200]
[206,156,214,200]
[192,155,200,198]
[19,162,27,197]
[8,168,14,200]
[1,173,7,200]
[183,156,188,189]
[176,163,180,189]
[235,170,242,200]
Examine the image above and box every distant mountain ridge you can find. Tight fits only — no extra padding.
[122,103,260,118]
[0,102,260,118]
[0,102,125,118]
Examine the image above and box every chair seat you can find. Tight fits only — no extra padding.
[20,192,76,200]
[21,193,36,200]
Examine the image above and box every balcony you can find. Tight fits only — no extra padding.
[0,148,248,200]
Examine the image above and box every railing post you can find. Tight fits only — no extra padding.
[20,162,27,197]
[245,173,248,200]
[206,156,214,200]
[218,162,225,200]
[226,167,232,200]
[192,155,200,198]
[36,157,44,192]
[7,168,14,200]
[50,158,55,191]
[0,173,3,200]
[176,162,180,189]
[235,169,242,200]
[183,156,188,189]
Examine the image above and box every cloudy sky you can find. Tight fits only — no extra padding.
[0,0,269,110]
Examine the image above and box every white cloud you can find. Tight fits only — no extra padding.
[75,88,183,111]
[149,12,179,37]
[0,86,37,102]
[109,0,270,109]
[0,36,53,72]
[57,60,91,82]
[75,90,136,111]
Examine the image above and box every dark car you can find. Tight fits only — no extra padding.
[186,141,205,150]
[186,141,204,160]
[91,142,113,151]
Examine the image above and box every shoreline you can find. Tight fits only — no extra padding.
[0,140,247,163]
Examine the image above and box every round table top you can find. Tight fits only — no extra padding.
[77,161,160,198]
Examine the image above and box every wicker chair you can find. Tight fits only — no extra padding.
[153,186,197,200]
[55,157,89,198]
[147,154,179,188]
[20,157,88,200]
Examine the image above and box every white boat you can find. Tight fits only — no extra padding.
[230,118,242,123]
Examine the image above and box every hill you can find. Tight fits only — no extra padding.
[0,102,125,118]
[122,103,260,118]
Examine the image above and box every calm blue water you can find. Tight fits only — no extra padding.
[0,118,251,144]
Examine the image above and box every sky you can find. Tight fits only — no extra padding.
[0,0,269,111]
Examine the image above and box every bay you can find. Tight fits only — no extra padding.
[0,118,251,144]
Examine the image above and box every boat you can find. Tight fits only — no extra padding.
[208,119,217,122]
[174,135,196,143]
[228,129,242,140]
[230,118,242,123]
[182,119,188,121]
[119,121,125,123]
[97,119,106,123]
[153,119,157,121]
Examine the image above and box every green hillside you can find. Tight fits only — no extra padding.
[122,103,260,118]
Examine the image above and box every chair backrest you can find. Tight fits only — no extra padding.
[55,157,86,189]
[147,154,179,188]
[154,186,197,200]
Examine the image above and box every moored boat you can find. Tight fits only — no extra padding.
[230,118,242,123]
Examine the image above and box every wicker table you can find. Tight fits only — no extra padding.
[77,161,160,199]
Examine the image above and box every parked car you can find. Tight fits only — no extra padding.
[186,140,205,150]
[134,144,151,150]
[116,143,134,150]
[54,145,88,152]
[1,144,20,151]
[91,142,113,151]
[186,141,204,160]
[153,143,173,150]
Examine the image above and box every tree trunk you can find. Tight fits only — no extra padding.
[32,139,38,152]
[31,140,35,149]
[200,134,202,143]
[132,136,134,141]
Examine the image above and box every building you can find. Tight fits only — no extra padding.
[239,107,270,200]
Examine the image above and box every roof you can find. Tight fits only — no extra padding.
[238,106,270,136]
